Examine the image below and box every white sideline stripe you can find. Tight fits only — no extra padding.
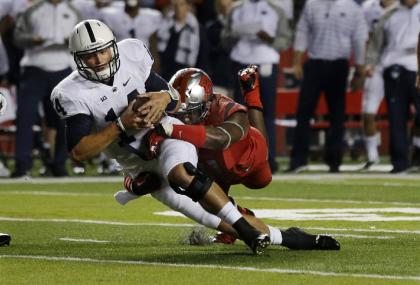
[0,255,419,281]
[59,238,110,243]
[2,191,419,207]
[1,216,419,235]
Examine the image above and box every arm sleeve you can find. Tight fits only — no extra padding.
[65,114,93,152]
[144,70,169,92]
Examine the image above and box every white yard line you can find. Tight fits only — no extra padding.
[0,255,419,281]
[59,237,110,243]
[1,216,419,235]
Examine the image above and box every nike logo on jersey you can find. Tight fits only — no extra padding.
[123,77,131,86]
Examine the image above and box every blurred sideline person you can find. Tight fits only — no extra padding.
[52,19,271,254]
[114,66,340,250]
[71,0,118,21]
[222,0,292,173]
[12,0,81,177]
[104,0,162,70]
[205,0,235,96]
[367,0,420,173]
[288,0,368,173]
[157,0,210,81]
[361,0,397,170]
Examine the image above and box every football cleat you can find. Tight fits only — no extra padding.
[282,227,340,250]
[250,233,270,255]
[114,190,140,206]
[0,233,11,246]
[314,234,341,250]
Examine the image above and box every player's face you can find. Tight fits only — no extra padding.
[177,109,201,125]
[80,47,113,72]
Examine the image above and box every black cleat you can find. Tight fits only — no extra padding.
[281,227,340,250]
[314,234,340,250]
[250,233,270,255]
[0,233,11,246]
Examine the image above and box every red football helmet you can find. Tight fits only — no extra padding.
[169,68,213,123]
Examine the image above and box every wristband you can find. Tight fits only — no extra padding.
[116,117,126,133]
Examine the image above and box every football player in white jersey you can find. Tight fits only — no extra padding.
[51,19,270,255]
[361,0,397,170]
[104,0,162,70]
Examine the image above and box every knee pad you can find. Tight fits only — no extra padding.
[170,162,214,202]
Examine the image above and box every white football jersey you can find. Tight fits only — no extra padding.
[104,7,162,48]
[51,39,159,170]
[362,0,384,32]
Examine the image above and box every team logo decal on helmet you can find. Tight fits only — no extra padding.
[169,68,213,123]
[69,20,120,82]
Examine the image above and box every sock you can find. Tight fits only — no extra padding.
[268,226,282,245]
[216,202,242,225]
[365,134,380,162]
[413,136,420,148]
[232,217,259,246]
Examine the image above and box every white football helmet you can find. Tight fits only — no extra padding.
[69,20,120,82]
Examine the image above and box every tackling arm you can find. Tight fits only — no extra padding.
[158,111,249,150]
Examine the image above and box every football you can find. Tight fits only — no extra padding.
[132,96,150,113]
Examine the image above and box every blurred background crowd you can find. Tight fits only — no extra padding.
[0,0,419,177]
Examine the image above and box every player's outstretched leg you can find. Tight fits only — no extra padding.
[169,162,270,254]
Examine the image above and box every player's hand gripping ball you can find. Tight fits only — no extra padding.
[132,95,150,114]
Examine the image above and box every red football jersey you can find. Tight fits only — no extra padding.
[198,94,271,190]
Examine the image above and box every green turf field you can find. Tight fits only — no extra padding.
[1,175,420,284]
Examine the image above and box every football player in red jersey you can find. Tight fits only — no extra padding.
[119,66,340,250]
[152,65,272,193]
